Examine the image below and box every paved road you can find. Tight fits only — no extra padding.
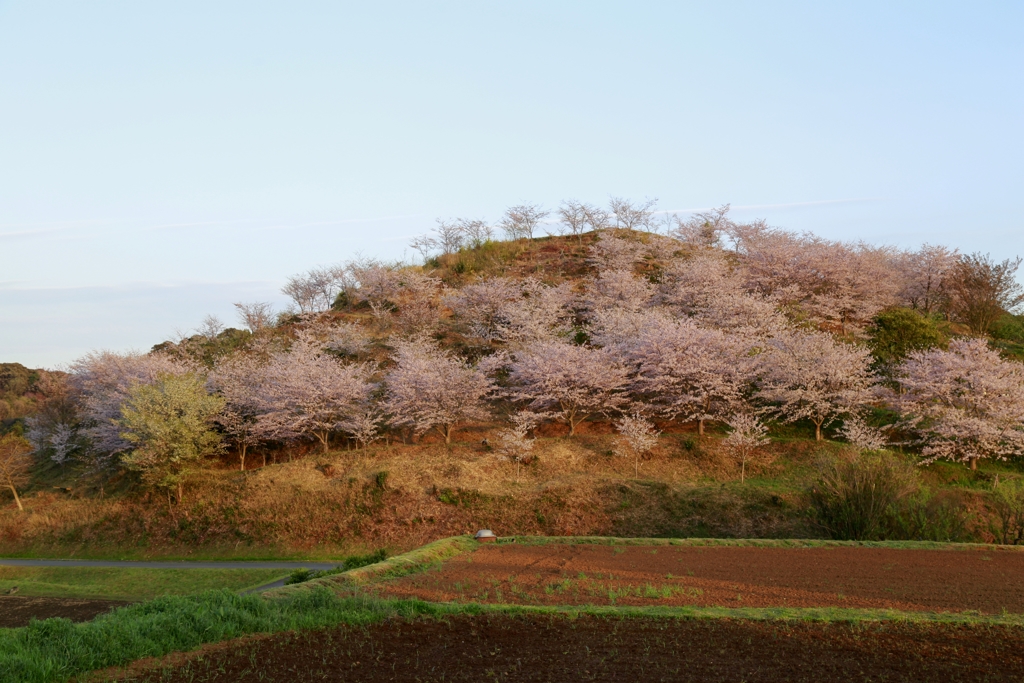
[0,558,340,570]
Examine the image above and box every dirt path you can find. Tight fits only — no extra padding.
[0,596,130,628]
[375,543,1024,614]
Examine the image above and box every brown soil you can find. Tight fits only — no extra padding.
[374,544,1024,614]
[114,615,1024,682]
[0,595,129,628]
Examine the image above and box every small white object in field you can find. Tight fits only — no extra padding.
[474,529,497,542]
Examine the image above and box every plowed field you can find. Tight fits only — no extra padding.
[0,596,129,628]
[373,543,1024,614]
[116,615,1024,682]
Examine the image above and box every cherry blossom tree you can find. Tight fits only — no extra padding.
[895,244,959,314]
[588,234,649,271]
[209,352,269,470]
[723,411,770,483]
[584,269,654,314]
[897,338,1024,470]
[494,411,541,480]
[506,341,629,436]
[255,336,376,452]
[445,277,575,345]
[610,317,758,435]
[26,373,82,471]
[69,351,191,466]
[756,330,875,441]
[384,340,492,445]
[614,412,660,477]
[731,224,900,334]
[671,205,733,248]
[838,415,888,452]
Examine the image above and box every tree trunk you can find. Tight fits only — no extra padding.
[815,422,823,441]
[970,457,978,471]
[8,484,22,512]
[741,459,746,484]
[698,419,705,436]
[240,444,247,472]
[177,481,184,504]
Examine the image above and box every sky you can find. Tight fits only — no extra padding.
[1,2,1022,369]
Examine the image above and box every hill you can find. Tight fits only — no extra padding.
[2,217,1024,557]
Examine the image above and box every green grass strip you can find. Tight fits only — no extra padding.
[264,535,479,598]
[448,601,1024,627]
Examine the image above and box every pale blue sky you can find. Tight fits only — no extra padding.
[2,2,1022,368]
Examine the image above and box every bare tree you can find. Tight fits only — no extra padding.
[197,315,224,340]
[458,219,493,248]
[609,197,658,231]
[234,302,275,333]
[281,266,350,314]
[0,434,32,512]
[614,412,660,477]
[947,253,1024,335]
[384,340,492,445]
[897,338,1024,470]
[583,204,611,233]
[558,200,589,245]
[499,204,548,241]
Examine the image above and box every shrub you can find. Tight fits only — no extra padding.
[808,452,919,540]
[989,478,1024,545]
[887,489,976,542]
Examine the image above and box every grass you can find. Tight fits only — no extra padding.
[0,588,444,683]
[0,567,288,601]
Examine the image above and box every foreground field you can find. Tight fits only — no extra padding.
[105,614,1024,683]
[372,541,1024,614]
[6,537,1024,683]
